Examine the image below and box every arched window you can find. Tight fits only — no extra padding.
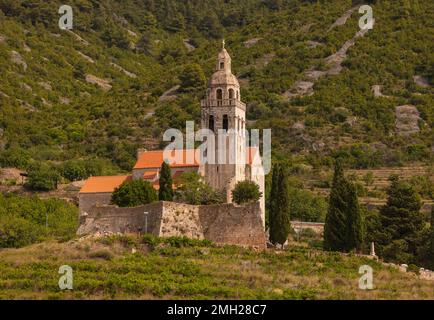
[216,89,223,106]
[223,115,228,131]
[229,88,235,99]
[216,89,223,99]
[220,62,224,70]
[209,115,215,132]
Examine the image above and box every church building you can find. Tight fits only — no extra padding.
[79,43,266,226]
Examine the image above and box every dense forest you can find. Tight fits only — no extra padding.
[0,0,432,177]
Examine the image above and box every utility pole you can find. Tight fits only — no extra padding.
[144,211,149,234]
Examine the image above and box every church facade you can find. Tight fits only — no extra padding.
[79,43,265,227]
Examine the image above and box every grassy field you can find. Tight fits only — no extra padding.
[0,235,433,300]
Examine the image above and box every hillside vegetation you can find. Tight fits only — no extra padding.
[0,0,432,177]
[0,234,433,300]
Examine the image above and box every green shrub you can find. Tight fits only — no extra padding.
[62,160,88,181]
[0,215,41,248]
[175,172,223,205]
[232,180,262,205]
[25,164,60,191]
[111,179,158,207]
[0,193,78,248]
[89,250,114,261]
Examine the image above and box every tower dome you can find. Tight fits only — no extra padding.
[209,40,239,88]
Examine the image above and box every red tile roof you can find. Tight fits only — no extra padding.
[134,147,261,169]
[134,149,200,169]
[80,148,263,194]
[79,176,131,194]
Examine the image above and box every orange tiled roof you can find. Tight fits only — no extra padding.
[79,176,131,194]
[134,148,261,170]
[134,149,199,170]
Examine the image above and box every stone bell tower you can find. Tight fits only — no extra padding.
[200,41,247,201]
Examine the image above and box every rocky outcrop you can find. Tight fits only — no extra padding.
[67,30,89,45]
[77,51,95,64]
[38,81,52,91]
[85,74,112,91]
[110,62,137,78]
[325,28,369,75]
[395,105,421,136]
[283,81,314,99]
[159,85,180,102]
[306,40,323,49]
[244,38,262,48]
[183,39,196,52]
[371,85,390,98]
[327,6,358,32]
[284,7,370,100]
[413,75,430,88]
[10,51,27,71]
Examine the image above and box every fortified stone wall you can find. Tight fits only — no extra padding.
[199,202,265,248]
[78,201,164,235]
[77,201,266,249]
[79,193,113,218]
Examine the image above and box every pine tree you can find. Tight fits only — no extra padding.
[158,162,173,201]
[345,182,364,252]
[269,165,291,246]
[378,176,423,263]
[323,160,348,251]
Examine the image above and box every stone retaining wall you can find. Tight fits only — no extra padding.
[77,201,266,249]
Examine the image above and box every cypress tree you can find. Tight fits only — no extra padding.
[428,206,434,268]
[269,165,291,246]
[345,181,364,252]
[268,165,279,242]
[323,159,348,251]
[158,161,173,201]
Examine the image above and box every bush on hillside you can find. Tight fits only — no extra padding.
[232,180,262,205]
[111,179,158,207]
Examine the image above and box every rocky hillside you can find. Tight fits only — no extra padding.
[0,0,432,173]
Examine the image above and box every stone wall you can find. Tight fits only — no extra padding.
[78,201,164,235]
[77,201,265,249]
[199,202,265,248]
[79,193,113,218]
[291,221,324,235]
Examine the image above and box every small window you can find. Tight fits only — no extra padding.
[223,115,229,131]
[209,115,215,132]
[216,89,223,100]
[220,62,224,69]
[229,89,235,100]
